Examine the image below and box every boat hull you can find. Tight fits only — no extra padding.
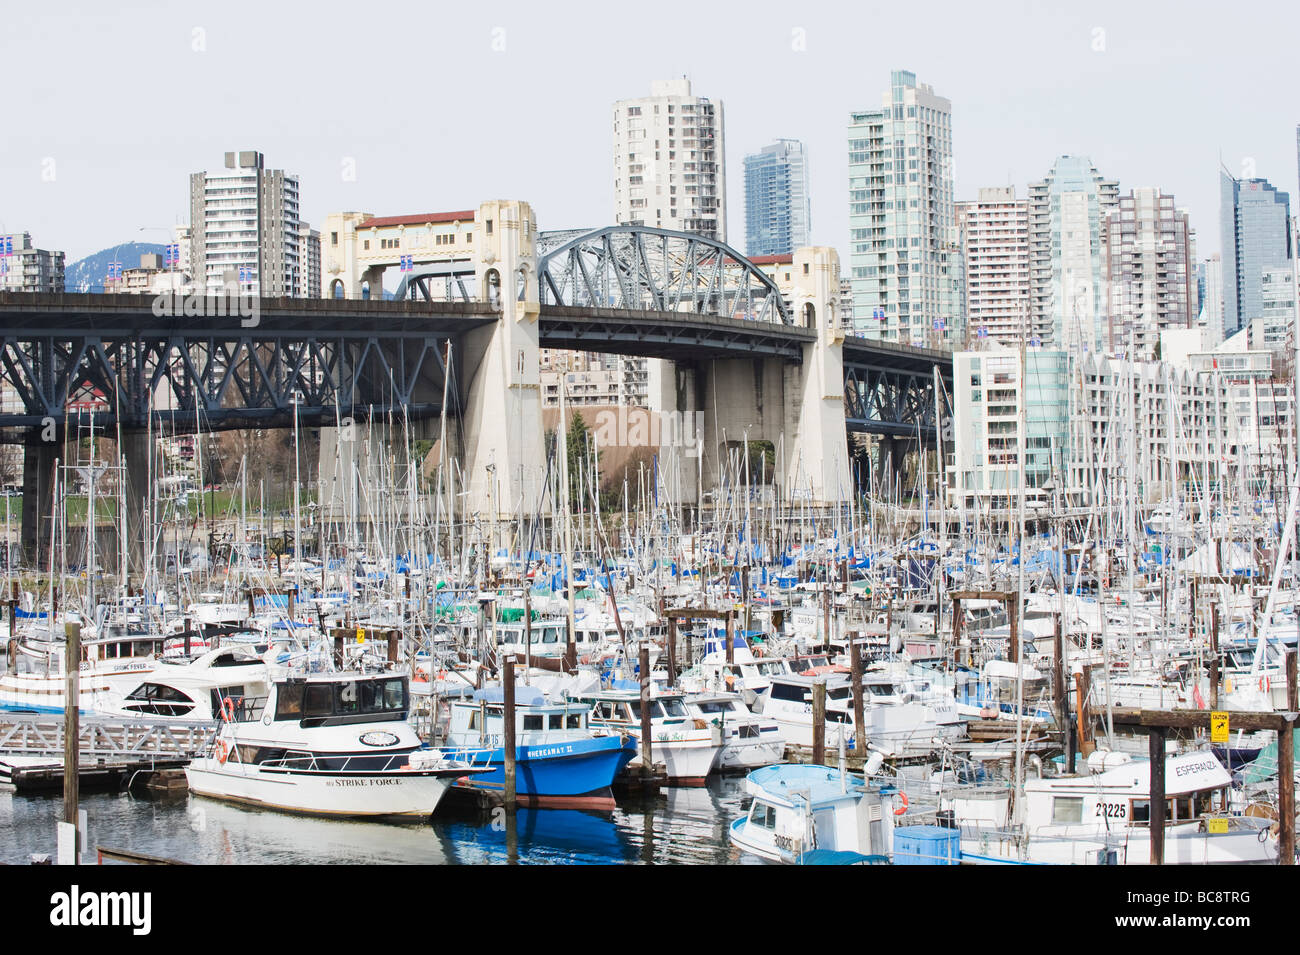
[443,736,637,808]
[185,759,460,819]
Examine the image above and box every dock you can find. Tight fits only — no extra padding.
[0,715,212,794]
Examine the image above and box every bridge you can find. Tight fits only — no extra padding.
[0,200,952,564]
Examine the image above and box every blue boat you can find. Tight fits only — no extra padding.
[440,687,637,810]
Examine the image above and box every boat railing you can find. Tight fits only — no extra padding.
[223,696,268,723]
[258,751,415,773]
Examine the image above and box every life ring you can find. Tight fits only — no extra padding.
[216,739,229,764]
[1261,676,1271,694]
[220,697,236,723]
[893,791,909,816]
[414,672,429,683]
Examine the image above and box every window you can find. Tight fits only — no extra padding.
[276,683,304,719]
[330,232,338,246]
[523,715,543,731]
[1052,796,1083,824]
[750,802,777,829]
[549,714,564,730]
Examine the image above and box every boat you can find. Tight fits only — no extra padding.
[682,691,785,771]
[438,684,637,809]
[96,645,269,720]
[728,763,898,864]
[576,688,724,785]
[185,668,483,819]
[955,750,1278,865]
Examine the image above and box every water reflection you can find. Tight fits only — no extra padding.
[0,775,758,865]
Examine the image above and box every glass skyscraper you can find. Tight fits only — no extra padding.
[1219,171,1291,338]
[743,140,810,257]
[847,70,961,346]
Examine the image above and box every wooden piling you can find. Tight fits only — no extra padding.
[812,680,827,766]
[387,630,399,666]
[503,655,517,812]
[850,640,864,753]
[666,616,677,687]
[1149,727,1166,866]
[1288,649,1298,712]
[64,621,81,862]
[639,643,653,780]
[1210,602,1221,710]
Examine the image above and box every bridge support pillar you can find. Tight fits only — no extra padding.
[121,430,159,584]
[646,359,701,509]
[783,247,851,506]
[21,434,60,566]
[459,200,544,522]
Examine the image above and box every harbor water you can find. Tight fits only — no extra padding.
[0,778,756,865]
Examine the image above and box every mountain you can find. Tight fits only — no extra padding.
[64,242,166,292]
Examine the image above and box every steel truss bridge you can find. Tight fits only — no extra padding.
[0,226,951,442]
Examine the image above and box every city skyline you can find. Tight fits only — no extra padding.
[2,1,1298,271]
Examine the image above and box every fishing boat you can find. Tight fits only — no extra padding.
[96,645,269,720]
[438,684,637,809]
[576,688,724,785]
[728,763,897,864]
[185,668,483,819]
[682,691,785,771]
[956,750,1277,865]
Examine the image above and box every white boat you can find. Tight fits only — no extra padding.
[758,673,962,756]
[186,668,481,819]
[578,688,723,785]
[96,646,269,720]
[956,750,1277,865]
[728,763,897,864]
[682,692,785,771]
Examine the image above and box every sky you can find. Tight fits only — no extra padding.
[2,0,1298,264]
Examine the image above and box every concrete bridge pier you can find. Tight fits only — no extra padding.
[21,432,60,566]
[120,429,160,583]
[458,200,544,522]
[687,246,851,508]
[646,359,702,509]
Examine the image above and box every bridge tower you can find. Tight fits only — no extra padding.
[457,200,544,521]
[785,246,851,504]
[660,246,850,508]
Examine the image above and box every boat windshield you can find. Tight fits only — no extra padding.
[629,698,688,720]
[277,677,408,721]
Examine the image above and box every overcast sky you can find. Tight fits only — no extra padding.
[3,0,1297,264]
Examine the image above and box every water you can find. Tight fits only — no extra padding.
[0,777,757,865]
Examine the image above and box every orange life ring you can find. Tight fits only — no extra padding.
[220,697,236,723]
[216,739,229,764]
[1261,676,1271,694]
[893,791,909,816]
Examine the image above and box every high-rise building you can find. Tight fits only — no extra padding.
[848,70,962,345]
[1028,156,1120,356]
[1103,188,1196,361]
[743,139,810,257]
[1219,170,1291,338]
[613,79,726,242]
[1199,254,1225,347]
[189,150,307,296]
[298,224,321,300]
[0,232,64,292]
[956,187,1031,346]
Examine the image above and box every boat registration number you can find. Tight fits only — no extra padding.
[1095,802,1127,819]
[774,834,802,852]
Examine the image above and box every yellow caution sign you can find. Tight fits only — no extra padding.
[356,627,366,645]
[1210,711,1229,744]
[1206,818,1229,835]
